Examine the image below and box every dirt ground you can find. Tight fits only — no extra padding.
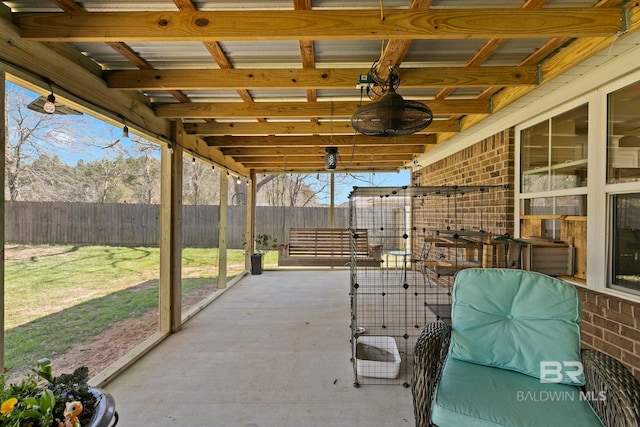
[49,311,160,379]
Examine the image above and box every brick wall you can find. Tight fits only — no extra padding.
[415,129,640,379]
[578,287,640,379]
[414,129,515,237]
[415,129,515,190]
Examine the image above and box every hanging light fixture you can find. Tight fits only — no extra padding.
[121,117,129,139]
[43,83,56,114]
[325,147,338,170]
[351,62,433,137]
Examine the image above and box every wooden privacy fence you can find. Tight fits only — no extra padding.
[5,201,350,249]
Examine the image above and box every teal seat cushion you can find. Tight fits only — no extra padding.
[432,357,604,427]
[449,268,584,385]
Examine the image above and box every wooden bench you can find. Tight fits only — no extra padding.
[278,228,382,267]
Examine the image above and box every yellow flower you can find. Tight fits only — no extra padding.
[0,397,17,414]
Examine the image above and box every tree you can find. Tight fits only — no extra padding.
[5,83,96,201]
[18,154,78,201]
[182,158,220,205]
[119,139,161,204]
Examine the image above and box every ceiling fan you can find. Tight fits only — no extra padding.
[351,61,433,137]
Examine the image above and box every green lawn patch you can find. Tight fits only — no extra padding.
[3,244,253,373]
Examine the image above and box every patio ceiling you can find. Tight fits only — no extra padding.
[2,0,639,174]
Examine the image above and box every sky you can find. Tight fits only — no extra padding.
[330,170,410,205]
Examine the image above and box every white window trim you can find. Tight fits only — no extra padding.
[516,69,640,303]
[515,94,593,236]
[598,70,640,299]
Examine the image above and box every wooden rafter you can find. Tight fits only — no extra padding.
[183,120,458,136]
[107,66,537,90]
[155,99,488,119]
[221,145,425,157]
[248,162,408,172]
[293,0,317,105]
[375,0,433,81]
[238,154,414,163]
[206,134,437,148]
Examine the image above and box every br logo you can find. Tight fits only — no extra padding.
[540,361,584,384]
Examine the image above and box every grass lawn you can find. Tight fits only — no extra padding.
[4,244,277,372]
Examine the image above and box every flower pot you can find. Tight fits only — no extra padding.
[251,253,263,275]
[88,388,118,427]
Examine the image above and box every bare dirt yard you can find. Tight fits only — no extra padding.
[49,311,159,379]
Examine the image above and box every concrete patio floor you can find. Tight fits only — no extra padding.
[104,270,415,427]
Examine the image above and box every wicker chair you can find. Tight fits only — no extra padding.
[412,269,640,427]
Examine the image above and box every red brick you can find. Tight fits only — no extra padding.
[608,298,621,312]
[606,310,636,328]
[596,294,610,307]
[592,314,621,333]
[581,301,605,317]
[621,325,640,342]
[621,301,636,317]
[603,330,635,352]
[593,336,622,359]
[581,322,603,339]
[581,333,594,347]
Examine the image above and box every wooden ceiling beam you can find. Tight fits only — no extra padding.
[238,154,413,164]
[107,66,537,90]
[207,134,436,147]
[156,99,488,119]
[222,145,425,156]
[184,120,458,136]
[15,9,623,42]
[247,162,406,171]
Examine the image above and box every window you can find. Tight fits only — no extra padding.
[522,196,587,240]
[518,102,589,281]
[516,64,640,295]
[610,193,640,294]
[521,104,589,193]
[607,81,640,184]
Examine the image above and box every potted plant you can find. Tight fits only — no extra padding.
[0,359,117,427]
[251,234,278,275]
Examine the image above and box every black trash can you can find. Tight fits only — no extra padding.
[251,253,263,275]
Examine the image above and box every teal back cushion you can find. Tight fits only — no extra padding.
[449,268,584,385]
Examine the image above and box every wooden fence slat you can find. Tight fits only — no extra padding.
[5,201,351,248]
